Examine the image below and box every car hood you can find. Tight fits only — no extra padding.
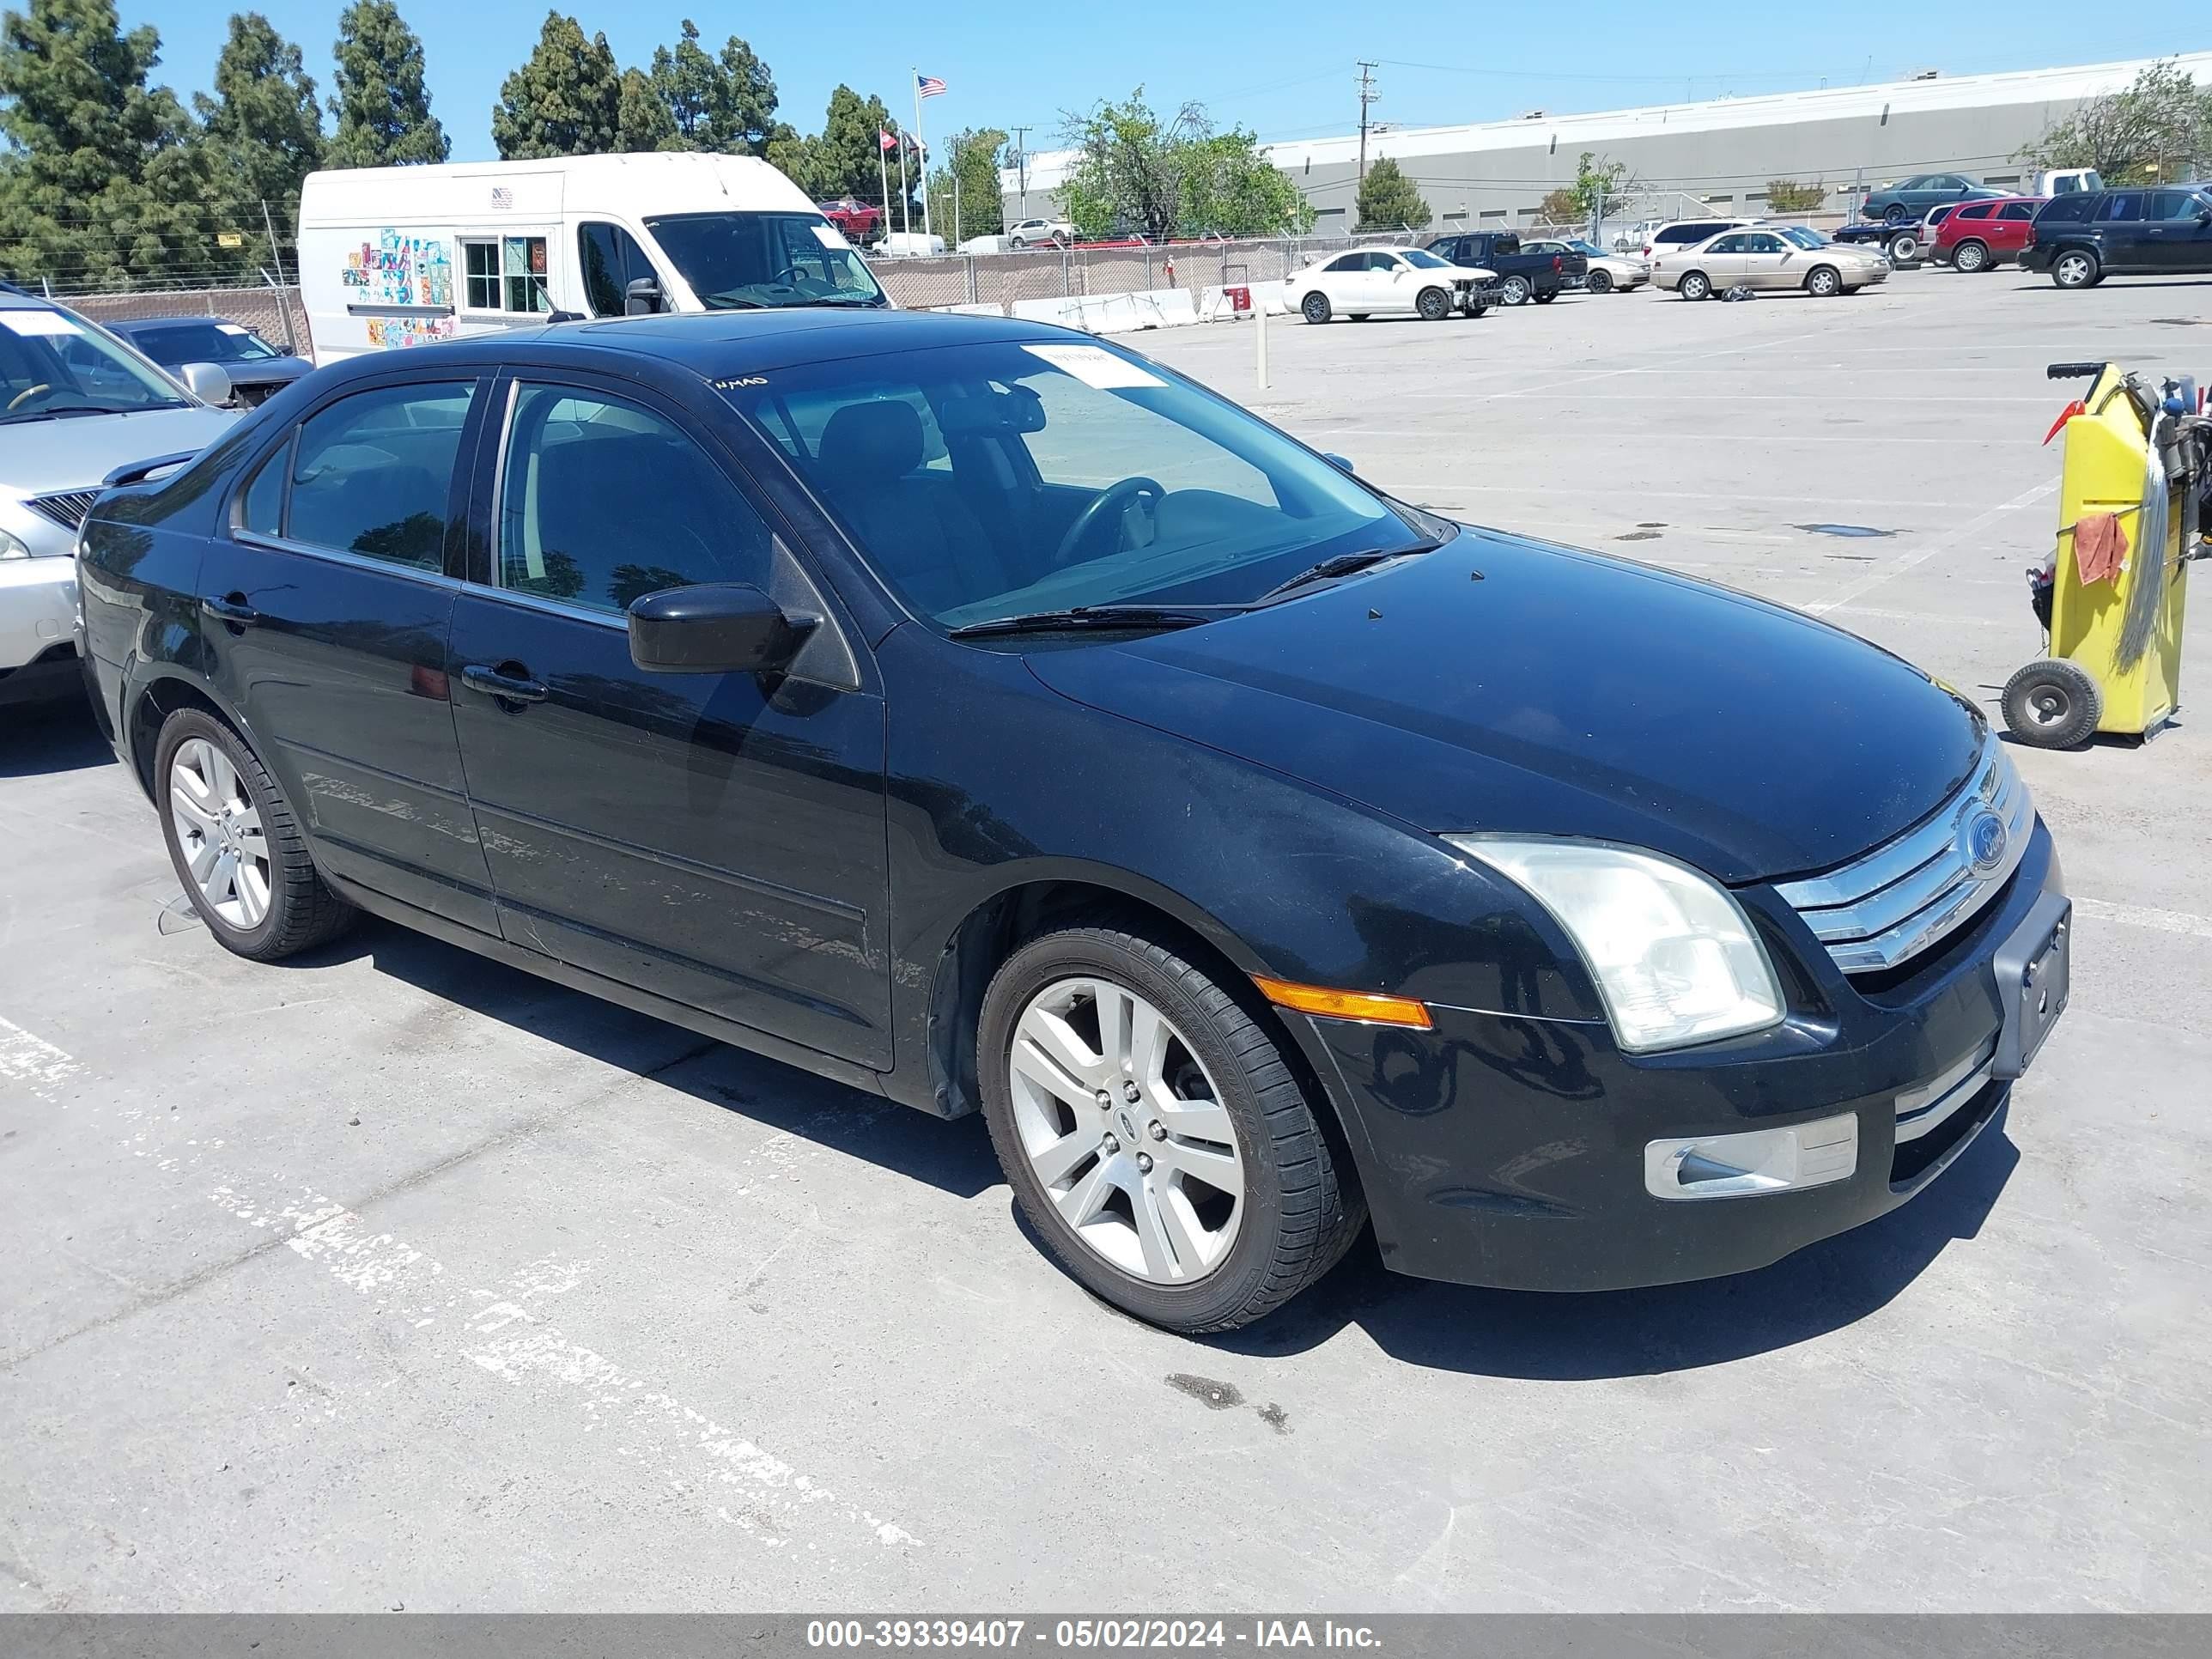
[1024,531,1984,884]
[0,405,236,496]
[226,356,313,382]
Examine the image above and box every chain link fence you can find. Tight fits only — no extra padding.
[870,233,1423,311]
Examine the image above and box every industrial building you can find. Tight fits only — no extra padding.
[1004,52,2212,231]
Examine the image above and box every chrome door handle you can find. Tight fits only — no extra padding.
[200,593,259,626]
[459,664,549,703]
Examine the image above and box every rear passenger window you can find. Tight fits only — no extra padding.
[1999,203,2036,222]
[1957,204,1994,220]
[2100,193,2144,222]
[286,382,475,571]
[496,386,771,615]
[2039,195,2094,224]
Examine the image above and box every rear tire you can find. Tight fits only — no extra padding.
[1499,274,1532,306]
[1415,286,1450,321]
[1588,269,1613,294]
[1883,203,1909,226]
[2053,249,2099,289]
[1300,290,1332,324]
[1888,233,1920,263]
[1533,289,1556,304]
[1953,239,1989,273]
[155,708,356,962]
[1677,270,1711,301]
[977,926,1365,1334]
[2002,659,2102,748]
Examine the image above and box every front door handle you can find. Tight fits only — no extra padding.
[459,663,549,703]
[200,592,259,627]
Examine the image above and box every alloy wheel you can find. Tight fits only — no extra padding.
[168,737,271,930]
[1007,976,1244,1285]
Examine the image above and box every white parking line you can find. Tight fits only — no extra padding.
[2074,896,2212,943]
[0,1015,82,1101]
[1804,481,2057,614]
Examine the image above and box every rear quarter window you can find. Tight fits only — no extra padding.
[2037,196,2095,224]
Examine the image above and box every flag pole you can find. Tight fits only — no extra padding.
[914,70,933,244]
[878,137,891,241]
[898,129,910,239]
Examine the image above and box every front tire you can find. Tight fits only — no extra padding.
[1300,289,1332,324]
[1677,270,1711,301]
[977,926,1364,1334]
[155,708,355,961]
[2002,659,2103,748]
[1805,264,1842,298]
[2052,249,2099,290]
[1953,239,1989,273]
[1588,269,1613,295]
[1415,286,1450,321]
[1499,274,1532,306]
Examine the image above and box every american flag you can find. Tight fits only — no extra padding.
[915,72,946,98]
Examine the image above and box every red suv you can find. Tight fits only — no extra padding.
[1935,198,2046,272]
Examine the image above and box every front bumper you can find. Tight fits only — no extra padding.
[1300,820,2065,1291]
[0,556,80,676]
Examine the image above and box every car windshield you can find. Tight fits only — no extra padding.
[1780,227,1827,250]
[122,319,283,367]
[0,305,192,421]
[643,211,887,309]
[1401,248,1453,269]
[730,337,1438,629]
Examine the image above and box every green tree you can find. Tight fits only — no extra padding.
[615,65,675,152]
[1765,179,1826,213]
[0,0,214,289]
[646,19,777,155]
[1179,127,1313,235]
[1353,156,1429,232]
[764,121,816,193]
[2019,58,2212,183]
[194,12,323,270]
[927,127,1006,242]
[492,11,620,160]
[326,0,447,167]
[1538,151,1634,228]
[813,84,900,210]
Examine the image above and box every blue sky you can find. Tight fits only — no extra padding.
[130,3,2207,160]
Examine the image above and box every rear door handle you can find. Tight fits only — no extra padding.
[200,592,259,626]
[459,663,549,703]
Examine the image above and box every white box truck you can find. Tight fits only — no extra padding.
[296,152,888,362]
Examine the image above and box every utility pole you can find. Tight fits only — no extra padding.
[1010,125,1031,219]
[1356,62,1379,184]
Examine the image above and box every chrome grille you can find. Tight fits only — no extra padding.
[1775,730,2033,975]
[26,489,99,532]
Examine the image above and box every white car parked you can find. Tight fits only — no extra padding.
[1006,216,1073,248]
[1289,246,1499,324]
[2,289,236,707]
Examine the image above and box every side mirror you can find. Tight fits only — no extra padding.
[1322,453,1356,475]
[628,583,817,674]
[179,362,233,405]
[624,276,664,316]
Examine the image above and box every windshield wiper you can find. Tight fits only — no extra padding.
[1251,539,1445,605]
[947,604,1243,639]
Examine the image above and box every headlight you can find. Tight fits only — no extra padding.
[1445,836,1785,1053]
[0,527,27,561]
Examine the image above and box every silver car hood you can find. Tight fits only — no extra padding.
[0,406,237,496]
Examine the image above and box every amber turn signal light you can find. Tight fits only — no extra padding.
[1251,975,1433,1030]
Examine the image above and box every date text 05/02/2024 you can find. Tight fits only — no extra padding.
[804,1619,1384,1650]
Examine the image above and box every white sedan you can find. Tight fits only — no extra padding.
[1289,246,1499,323]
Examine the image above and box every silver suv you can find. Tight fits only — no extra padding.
[1,289,238,705]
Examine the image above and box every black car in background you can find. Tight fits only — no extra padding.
[1422,230,1586,305]
[2023,185,2212,288]
[76,310,2069,1333]
[103,315,312,406]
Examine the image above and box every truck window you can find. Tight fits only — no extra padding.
[578,222,655,318]
[642,212,885,310]
[463,236,550,314]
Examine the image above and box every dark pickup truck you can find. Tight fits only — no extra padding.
[1423,230,1587,306]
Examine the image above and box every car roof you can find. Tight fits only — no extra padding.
[106,315,246,331]
[310,307,1095,386]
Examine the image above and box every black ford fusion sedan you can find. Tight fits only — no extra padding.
[77,309,2070,1332]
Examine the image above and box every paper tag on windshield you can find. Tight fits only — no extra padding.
[216,322,251,336]
[1021,343,1165,390]
[0,309,76,337]
[811,223,852,250]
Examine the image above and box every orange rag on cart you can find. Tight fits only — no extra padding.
[2073,512,2129,584]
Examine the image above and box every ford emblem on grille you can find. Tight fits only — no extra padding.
[1963,808,2008,874]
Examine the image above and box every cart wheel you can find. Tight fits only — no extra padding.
[2002,659,2102,749]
